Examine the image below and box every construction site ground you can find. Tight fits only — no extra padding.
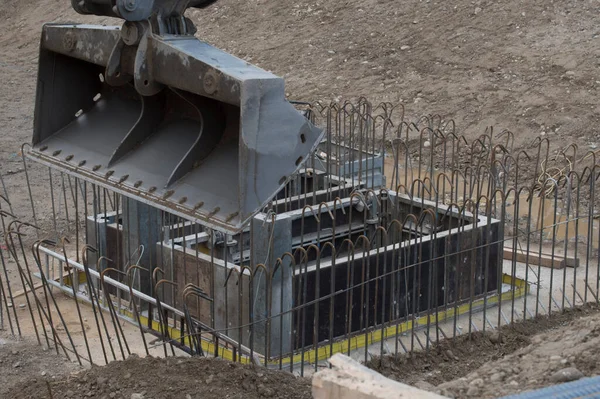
[1,0,600,398]
[369,304,600,398]
[0,304,598,398]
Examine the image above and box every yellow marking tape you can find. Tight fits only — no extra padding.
[66,273,529,366]
[138,273,529,366]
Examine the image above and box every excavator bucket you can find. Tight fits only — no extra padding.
[29,11,322,232]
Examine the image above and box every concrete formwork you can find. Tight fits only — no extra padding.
[98,187,501,359]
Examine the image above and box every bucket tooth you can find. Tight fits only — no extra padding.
[29,23,323,233]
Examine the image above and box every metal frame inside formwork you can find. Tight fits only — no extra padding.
[3,99,599,375]
[29,180,506,365]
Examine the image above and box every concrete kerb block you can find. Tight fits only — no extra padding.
[312,354,448,399]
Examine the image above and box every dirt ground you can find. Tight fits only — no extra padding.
[1,0,600,173]
[1,305,599,398]
[1,1,600,398]
[189,0,600,151]
[0,0,598,224]
[0,0,595,271]
[0,336,83,398]
[368,304,600,398]
[0,0,598,245]
[0,336,312,399]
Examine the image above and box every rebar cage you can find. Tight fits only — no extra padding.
[0,98,599,376]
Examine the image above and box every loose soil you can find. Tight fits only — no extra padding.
[3,305,599,398]
[368,304,600,398]
[1,339,312,399]
[0,337,81,399]
[1,1,600,399]
[2,0,600,189]
[1,0,599,251]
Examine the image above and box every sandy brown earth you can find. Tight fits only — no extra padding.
[1,305,599,398]
[0,336,312,399]
[0,0,596,256]
[0,336,83,398]
[0,0,599,229]
[0,0,598,240]
[368,304,600,398]
[1,0,600,165]
[1,1,600,398]
[189,0,600,151]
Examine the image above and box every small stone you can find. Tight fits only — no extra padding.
[124,372,132,379]
[509,380,519,386]
[131,394,145,399]
[257,385,275,398]
[560,359,568,364]
[12,362,21,368]
[470,378,484,387]
[549,367,584,383]
[400,45,411,51]
[185,395,192,399]
[41,371,47,376]
[489,331,502,344]
[109,394,116,399]
[445,349,458,360]
[436,388,454,397]
[466,386,479,397]
[565,71,575,76]
[423,140,431,148]
[474,7,482,15]
[19,304,26,309]
[414,380,436,391]
[550,355,562,362]
[241,380,253,391]
[490,372,505,382]
[205,374,214,384]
